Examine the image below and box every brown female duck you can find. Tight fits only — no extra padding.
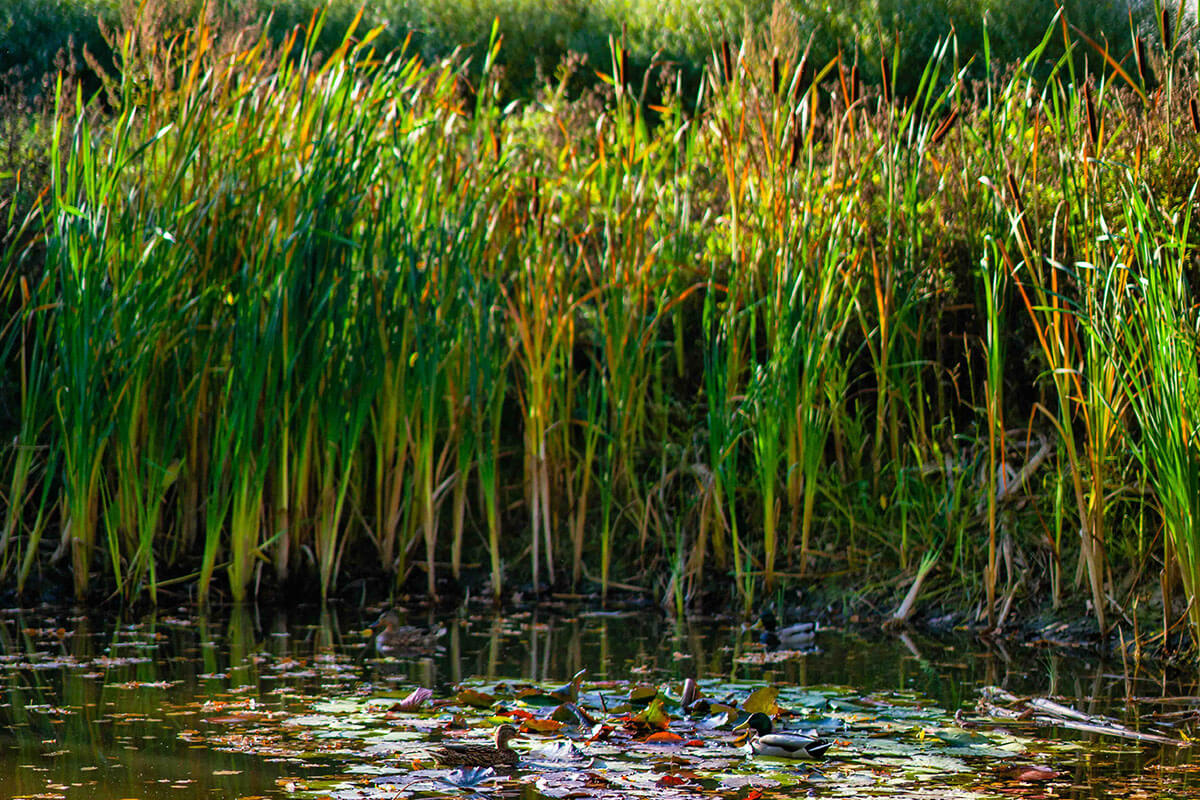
[369,609,445,655]
[432,724,522,767]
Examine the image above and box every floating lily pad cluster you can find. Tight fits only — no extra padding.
[250,673,1065,799]
[2,610,1193,799]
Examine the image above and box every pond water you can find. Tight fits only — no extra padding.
[1,601,1197,799]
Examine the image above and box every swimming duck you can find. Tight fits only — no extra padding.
[432,724,522,767]
[734,712,832,759]
[754,610,817,649]
[369,609,445,655]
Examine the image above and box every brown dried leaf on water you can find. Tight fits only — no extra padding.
[1003,765,1061,782]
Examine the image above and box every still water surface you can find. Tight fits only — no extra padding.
[1,602,1196,799]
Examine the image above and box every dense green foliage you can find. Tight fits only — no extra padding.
[0,0,1152,100]
[8,0,1200,657]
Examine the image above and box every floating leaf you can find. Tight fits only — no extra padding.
[515,688,563,707]
[445,766,500,787]
[644,731,685,744]
[390,688,433,713]
[586,724,615,744]
[696,707,739,729]
[630,697,671,732]
[933,728,993,747]
[521,718,565,733]
[456,689,495,708]
[1004,765,1061,782]
[550,702,594,725]
[527,740,590,763]
[743,687,781,716]
[629,685,659,705]
[501,708,535,721]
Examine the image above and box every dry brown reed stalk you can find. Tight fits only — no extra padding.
[929,106,959,147]
[1005,170,1034,256]
[880,53,891,106]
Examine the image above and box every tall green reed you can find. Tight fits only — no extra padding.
[11,0,1198,628]
[1092,174,1200,647]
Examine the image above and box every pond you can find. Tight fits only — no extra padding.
[1,601,1196,799]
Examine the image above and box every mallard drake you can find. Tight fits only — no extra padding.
[734,712,832,760]
[369,609,445,655]
[432,724,522,767]
[754,611,817,649]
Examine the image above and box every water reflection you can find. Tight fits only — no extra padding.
[0,603,1196,799]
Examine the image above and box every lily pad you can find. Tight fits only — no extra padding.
[455,688,496,708]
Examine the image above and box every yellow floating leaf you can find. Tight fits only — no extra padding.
[743,686,781,716]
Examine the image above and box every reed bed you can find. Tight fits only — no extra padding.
[10,0,1200,653]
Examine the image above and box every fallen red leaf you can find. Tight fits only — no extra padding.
[586,724,615,744]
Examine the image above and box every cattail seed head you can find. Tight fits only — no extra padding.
[1189,97,1200,133]
[771,53,780,96]
[1084,83,1098,146]
[1162,7,1173,52]
[720,40,733,82]
[790,112,803,168]
[1135,36,1148,84]
[1006,171,1024,213]
[792,56,809,104]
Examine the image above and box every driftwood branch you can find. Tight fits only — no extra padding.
[969,688,1191,747]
